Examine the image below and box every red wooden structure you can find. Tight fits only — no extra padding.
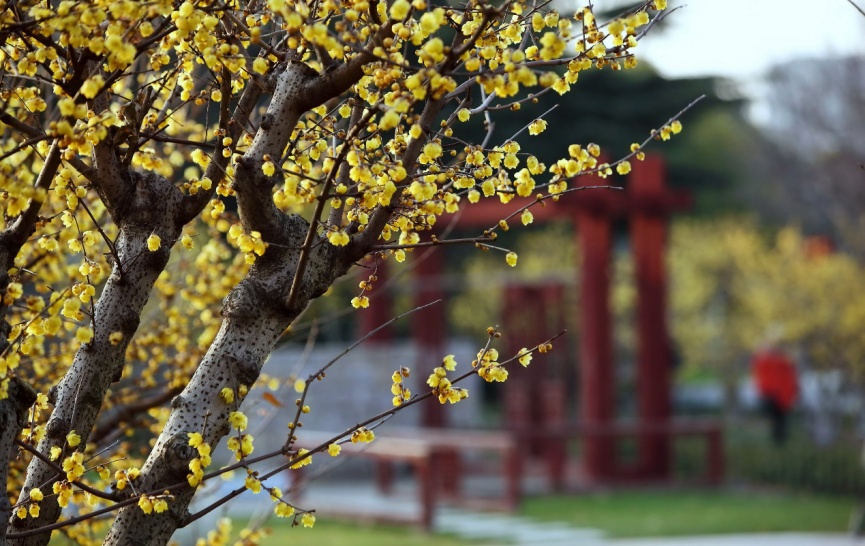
[356,156,722,484]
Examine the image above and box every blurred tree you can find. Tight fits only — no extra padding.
[668,218,865,415]
[753,56,865,257]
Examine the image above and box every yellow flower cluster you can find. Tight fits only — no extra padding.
[138,495,169,514]
[425,355,469,404]
[290,448,312,469]
[274,502,296,518]
[658,120,684,141]
[352,273,377,309]
[226,434,254,461]
[17,488,45,519]
[53,480,74,508]
[227,224,267,264]
[186,432,213,486]
[390,367,412,406]
[350,428,375,444]
[114,467,140,491]
[474,348,508,383]
[61,452,85,481]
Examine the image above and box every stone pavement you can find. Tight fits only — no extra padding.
[608,534,854,546]
[437,511,852,546]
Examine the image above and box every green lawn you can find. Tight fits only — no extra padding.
[228,489,856,544]
[522,489,856,537]
[230,519,482,546]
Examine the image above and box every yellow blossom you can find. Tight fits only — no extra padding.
[616,161,632,175]
[245,475,262,493]
[220,387,235,404]
[66,431,81,447]
[528,119,547,135]
[252,57,269,74]
[138,496,153,514]
[389,0,410,19]
[327,230,350,246]
[275,503,295,517]
[442,354,457,371]
[188,432,204,448]
[229,411,248,431]
[80,75,104,99]
[290,448,312,469]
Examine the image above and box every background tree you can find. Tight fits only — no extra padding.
[741,56,865,257]
[667,218,865,415]
[0,0,684,544]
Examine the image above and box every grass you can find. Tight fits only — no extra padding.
[229,518,483,546]
[222,489,856,544]
[522,489,856,538]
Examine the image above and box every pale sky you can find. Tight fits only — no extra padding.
[633,0,865,122]
[638,0,865,80]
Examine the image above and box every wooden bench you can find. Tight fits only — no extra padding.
[378,427,521,511]
[290,428,521,529]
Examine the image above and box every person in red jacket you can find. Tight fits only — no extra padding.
[752,340,798,446]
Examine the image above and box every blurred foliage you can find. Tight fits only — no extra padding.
[674,418,865,495]
[669,217,865,385]
[451,217,865,394]
[448,223,577,335]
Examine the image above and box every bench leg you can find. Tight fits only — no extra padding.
[375,460,395,495]
[417,459,435,531]
[708,429,724,484]
[505,447,521,511]
[438,448,461,498]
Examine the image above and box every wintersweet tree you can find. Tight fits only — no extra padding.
[0,0,685,544]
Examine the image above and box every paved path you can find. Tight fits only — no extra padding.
[609,534,854,546]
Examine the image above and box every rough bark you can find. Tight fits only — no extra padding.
[104,62,366,546]
[103,216,348,546]
[0,142,60,546]
[5,69,264,545]
[6,172,188,546]
[0,378,37,546]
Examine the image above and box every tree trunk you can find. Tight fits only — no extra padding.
[103,218,348,545]
[7,174,188,546]
[0,378,37,546]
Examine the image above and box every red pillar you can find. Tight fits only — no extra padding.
[631,156,672,479]
[503,284,536,427]
[356,259,394,343]
[575,183,617,480]
[412,249,447,428]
